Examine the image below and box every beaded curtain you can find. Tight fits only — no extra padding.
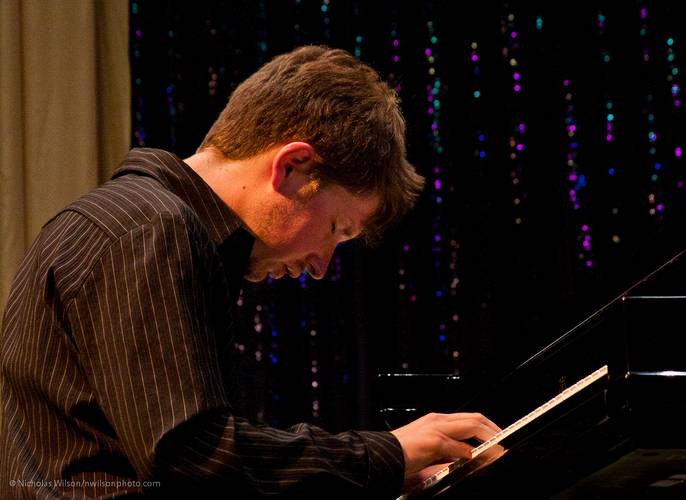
[130,0,686,432]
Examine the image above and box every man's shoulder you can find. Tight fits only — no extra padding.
[37,178,210,305]
[63,173,205,242]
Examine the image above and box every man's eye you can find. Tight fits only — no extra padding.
[331,223,337,234]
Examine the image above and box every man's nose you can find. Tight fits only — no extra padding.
[310,245,336,280]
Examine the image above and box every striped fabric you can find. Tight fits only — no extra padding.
[0,148,404,499]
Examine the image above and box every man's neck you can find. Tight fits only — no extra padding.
[184,148,270,228]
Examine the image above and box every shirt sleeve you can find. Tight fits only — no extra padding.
[67,212,405,498]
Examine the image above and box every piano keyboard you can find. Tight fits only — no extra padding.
[399,364,609,499]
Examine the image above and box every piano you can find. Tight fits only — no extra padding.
[378,249,686,499]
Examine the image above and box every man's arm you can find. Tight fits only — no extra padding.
[155,410,404,497]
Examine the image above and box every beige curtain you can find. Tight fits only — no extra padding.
[0,0,130,311]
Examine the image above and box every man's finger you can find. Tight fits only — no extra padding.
[445,412,501,433]
[437,418,499,444]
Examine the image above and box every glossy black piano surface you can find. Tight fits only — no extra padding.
[378,250,686,499]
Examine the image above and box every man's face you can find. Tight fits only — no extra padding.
[245,184,379,282]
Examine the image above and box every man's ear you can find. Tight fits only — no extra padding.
[270,142,317,196]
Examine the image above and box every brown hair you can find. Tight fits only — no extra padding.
[199,45,424,244]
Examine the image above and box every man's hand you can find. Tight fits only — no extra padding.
[390,412,501,489]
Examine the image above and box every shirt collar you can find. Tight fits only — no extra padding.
[112,147,245,245]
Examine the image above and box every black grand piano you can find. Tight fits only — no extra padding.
[378,249,686,499]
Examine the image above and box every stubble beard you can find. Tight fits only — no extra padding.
[245,196,297,282]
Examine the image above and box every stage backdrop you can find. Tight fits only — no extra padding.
[130,0,686,432]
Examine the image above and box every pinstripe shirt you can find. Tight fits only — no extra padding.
[0,148,404,499]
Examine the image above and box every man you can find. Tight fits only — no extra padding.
[1,45,499,499]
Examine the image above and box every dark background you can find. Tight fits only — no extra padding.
[130,0,686,433]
